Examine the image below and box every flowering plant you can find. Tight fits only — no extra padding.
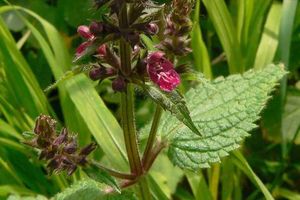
[21,0,286,199]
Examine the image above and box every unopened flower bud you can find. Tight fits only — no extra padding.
[47,157,60,172]
[53,128,68,146]
[63,137,78,154]
[75,41,91,58]
[77,25,93,39]
[34,115,56,137]
[89,22,103,36]
[98,44,107,57]
[146,23,159,35]
[112,76,127,92]
[79,143,97,156]
[89,67,105,81]
[133,45,141,55]
[25,115,97,176]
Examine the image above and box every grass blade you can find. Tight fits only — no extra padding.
[202,0,242,73]
[232,151,274,200]
[254,3,282,69]
[192,0,212,78]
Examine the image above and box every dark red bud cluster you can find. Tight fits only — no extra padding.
[25,115,97,175]
[89,65,116,81]
[157,0,193,56]
[112,76,127,92]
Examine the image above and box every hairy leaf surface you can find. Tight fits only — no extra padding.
[143,85,200,135]
[162,64,286,170]
[54,180,136,200]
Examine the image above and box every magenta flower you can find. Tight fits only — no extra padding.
[97,44,107,57]
[77,25,94,39]
[75,41,91,58]
[146,51,180,92]
[75,25,99,58]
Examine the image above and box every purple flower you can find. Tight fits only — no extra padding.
[75,25,96,58]
[97,44,107,57]
[75,41,91,58]
[77,25,94,39]
[146,51,180,92]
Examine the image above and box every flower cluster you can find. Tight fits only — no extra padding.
[157,0,193,56]
[25,115,96,175]
[74,0,193,92]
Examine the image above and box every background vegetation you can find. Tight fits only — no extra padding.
[0,0,299,199]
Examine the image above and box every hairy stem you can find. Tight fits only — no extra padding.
[119,3,152,200]
[142,105,163,164]
[143,141,167,171]
[121,85,142,175]
[91,160,136,180]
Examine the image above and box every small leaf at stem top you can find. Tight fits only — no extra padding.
[142,84,201,135]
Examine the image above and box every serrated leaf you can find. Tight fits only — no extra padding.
[158,64,286,170]
[54,180,136,200]
[142,84,200,135]
[84,164,120,193]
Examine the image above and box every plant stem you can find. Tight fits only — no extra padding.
[121,85,142,175]
[119,3,131,76]
[143,141,167,171]
[119,3,152,199]
[91,160,136,180]
[137,177,152,200]
[142,105,163,164]
[119,2,141,175]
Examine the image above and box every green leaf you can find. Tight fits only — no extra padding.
[283,90,300,144]
[57,0,108,28]
[185,170,212,200]
[54,180,103,200]
[162,64,286,170]
[191,0,212,78]
[142,84,200,135]
[0,17,51,118]
[0,185,34,197]
[7,194,48,200]
[273,187,300,200]
[231,151,274,200]
[202,0,242,73]
[235,0,272,70]
[83,165,120,194]
[254,3,282,69]
[150,154,183,199]
[54,180,136,200]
